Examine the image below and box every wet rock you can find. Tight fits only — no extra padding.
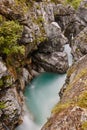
[31,69,40,77]
[22,68,30,84]
[33,51,69,73]
[41,54,87,130]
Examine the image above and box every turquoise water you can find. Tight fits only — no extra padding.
[16,44,72,130]
[25,73,66,125]
[16,73,66,130]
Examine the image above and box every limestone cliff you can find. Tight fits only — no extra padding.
[41,1,87,130]
[0,0,69,129]
[0,0,87,130]
[41,53,87,130]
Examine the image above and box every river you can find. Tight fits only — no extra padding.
[16,44,72,130]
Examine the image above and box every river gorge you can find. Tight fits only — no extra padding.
[16,44,72,130]
[0,0,87,130]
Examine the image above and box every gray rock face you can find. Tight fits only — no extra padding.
[46,22,68,51]
[0,60,22,129]
[0,60,14,89]
[38,22,68,53]
[22,68,30,84]
[0,88,22,130]
[78,0,87,23]
[71,27,87,61]
[25,2,69,73]
[0,60,7,79]
[33,51,68,73]
[41,53,87,130]
[32,21,69,73]
[54,4,86,42]
[54,4,76,30]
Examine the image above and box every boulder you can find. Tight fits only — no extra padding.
[38,22,68,53]
[33,51,69,73]
[32,21,69,73]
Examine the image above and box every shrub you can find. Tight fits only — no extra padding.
[0,20,25,57]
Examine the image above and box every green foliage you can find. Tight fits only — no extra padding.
[66,0,82,9]
[0,20,25,56]
[82,121,87,130]
[0,79,3,87]
[0,15,3,23]
[0,102,5,109]
[51,0,64,4]
[77,92,87,108]
[15,0,33,12]
[51,102,70,114]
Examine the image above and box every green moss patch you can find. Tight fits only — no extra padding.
[0,79,4,87]
[82,121,87,130]
[65,0,82,9]
[51,102,71,114]
[0,102,6,109]
[77,92,87,109]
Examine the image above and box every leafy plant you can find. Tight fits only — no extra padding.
[0,20,25,56]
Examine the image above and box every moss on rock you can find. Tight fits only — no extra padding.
[77,92,87,109]
[52,102,72,114]
[65,0,82,9]
[82,121,87,130]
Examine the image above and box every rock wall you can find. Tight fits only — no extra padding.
[41,1,87,130]
[0,0,69,129]
[41,54,87,130]
[0,60,23,130]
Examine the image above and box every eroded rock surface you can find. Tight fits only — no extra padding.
[41,54,87,130]
[33,52,68,73]
[78,0,87,24]
[54,4,86,42]
[0,60,23,130]
[32,21,69,73]
[71,27,87,61]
